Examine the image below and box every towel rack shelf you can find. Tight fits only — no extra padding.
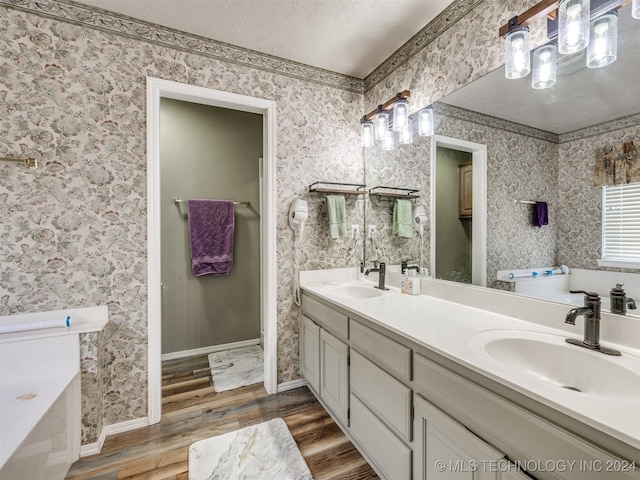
[307,181,367,196]
[369,186,420,200]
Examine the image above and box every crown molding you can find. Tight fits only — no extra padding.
[558,112,640,143]
[0,0,364,93]
[364,0,485,92]
[434,103,560,143]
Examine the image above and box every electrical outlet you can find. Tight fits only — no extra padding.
[368,225,377,239]
[351,224,360,239]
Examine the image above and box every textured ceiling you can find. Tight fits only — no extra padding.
[71,0,457,79]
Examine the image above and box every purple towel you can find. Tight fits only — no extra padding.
[532,201,548,228]
[187,199,235,276]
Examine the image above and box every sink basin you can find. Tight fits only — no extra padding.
[470,330,640,398]
[326,285,382,299]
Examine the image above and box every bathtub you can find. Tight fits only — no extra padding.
[0,332,81,480]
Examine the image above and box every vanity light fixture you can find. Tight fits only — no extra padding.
[381,130,396,150]
[360,90,411,149]
[392,98,410,132]
[374,108,390,141]
[587,10,618,67]
[499,0,631,86]
[532,43,558,88]
[399,116,414,145]
[361,119,374,148]
[417,107,434,137]
[504,23,531,79]
[558,0,590,54]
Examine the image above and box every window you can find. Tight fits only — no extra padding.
[600,183,640,267]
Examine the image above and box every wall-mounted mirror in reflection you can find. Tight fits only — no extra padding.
[364,4,640,315]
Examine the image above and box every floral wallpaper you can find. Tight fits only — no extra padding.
[558,121,640,272]
[0,4,362,443]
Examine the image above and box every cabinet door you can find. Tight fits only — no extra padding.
[458,161,472,218]
[414,394,505,480]
[320,328,349,425]
[299,315,320,393]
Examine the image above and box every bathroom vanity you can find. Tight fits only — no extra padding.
[299,270,640,480]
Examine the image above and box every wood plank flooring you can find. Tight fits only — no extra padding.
[65,354,379,480]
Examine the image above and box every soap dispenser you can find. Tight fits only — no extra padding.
[610,283,627,315]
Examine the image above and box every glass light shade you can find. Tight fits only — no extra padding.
[531,44,557,89]
[587,12,617,68]
[381,130,395,151]
[361,120,373,148]
[392,98,409,132]
[374,110,390,141]
[418,107,434,137]
[504,27,531,79]
[634,0,640,19]
[558,0,590,54]
[399,117,413,145]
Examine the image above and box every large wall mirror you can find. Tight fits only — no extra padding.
[363,4,639,314]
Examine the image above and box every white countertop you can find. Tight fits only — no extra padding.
[300,273,640,452]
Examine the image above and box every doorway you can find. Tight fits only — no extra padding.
[430,135,487,287]
[146,77,277,425]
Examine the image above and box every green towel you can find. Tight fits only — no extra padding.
[326,195,347,239]
[393,199,413,238]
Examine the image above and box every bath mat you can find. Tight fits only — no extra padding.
[208,345,264,392]
[188,417,313,480]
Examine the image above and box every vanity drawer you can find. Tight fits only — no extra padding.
[350,319,411,381]
[350,350,412,443]
[350,393,412,480]
[413,352,640,478]
[302,294,348,340]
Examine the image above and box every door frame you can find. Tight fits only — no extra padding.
[146,77,277,425]
[430,135,487,287]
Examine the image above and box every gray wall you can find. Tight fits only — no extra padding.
[435,147,472,282]
[160,99,262,354]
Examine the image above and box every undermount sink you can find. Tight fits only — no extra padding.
[326,285,382,299]
[470,330,640,398]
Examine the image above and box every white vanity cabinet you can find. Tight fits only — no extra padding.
[413,393,527,480]
[299,290,639,480]
[319,328,349,424]
[299,314,320,392]
[300,294,350,425]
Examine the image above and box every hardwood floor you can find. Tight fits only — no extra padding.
[66,354,379,480]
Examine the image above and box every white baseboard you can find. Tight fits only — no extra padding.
[277,378,307,392]
[79,417,148,458]
[161,338,261,361]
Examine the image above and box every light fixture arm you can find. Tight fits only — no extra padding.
[499,0,631,38]
[361,90,410,123]
[499,0,559,37]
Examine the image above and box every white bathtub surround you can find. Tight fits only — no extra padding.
[496,267,640,317]
[208,345,264,392]
[0,334,80,480]
[0,305,109,344]
[0,306,108,476]
[300,268,640,458]
[188,417,313,480]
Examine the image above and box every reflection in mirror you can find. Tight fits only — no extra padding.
[363,4,639,315]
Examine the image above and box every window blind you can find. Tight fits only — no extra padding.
[602,183,640,261]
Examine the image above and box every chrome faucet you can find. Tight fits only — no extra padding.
[364,261,388,291]
[564,290,621,356]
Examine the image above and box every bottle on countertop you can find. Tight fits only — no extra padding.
[610,283,627,315]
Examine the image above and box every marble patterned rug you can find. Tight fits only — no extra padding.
[188,417,313,480]
[208,345,264,392]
